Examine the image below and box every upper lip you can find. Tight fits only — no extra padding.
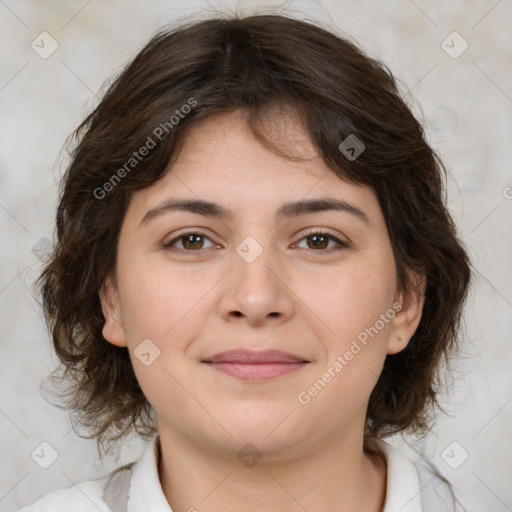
[202,349,308,364]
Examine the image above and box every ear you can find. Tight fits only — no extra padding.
[387,269,426,355]
[99,273,127,348]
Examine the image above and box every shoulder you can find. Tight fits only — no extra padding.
[15,437,157,512]
[373,438,463,512]
[415,460,465,512]
[15,476,111,512]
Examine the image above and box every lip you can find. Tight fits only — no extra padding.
[202,349,308,364]
[202,349,309,381]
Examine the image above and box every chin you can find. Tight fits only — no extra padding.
[219,408,302,446]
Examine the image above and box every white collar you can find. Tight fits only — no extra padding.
[126,435,423,512]
[375,438,423,512]
[127,435,173,511]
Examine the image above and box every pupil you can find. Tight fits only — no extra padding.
[310,234,327,249]
[185,234,202,249]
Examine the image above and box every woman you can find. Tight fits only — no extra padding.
[20,10,471,512]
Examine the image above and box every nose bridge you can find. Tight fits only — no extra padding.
[220,232,293,323]
[233,233,280,295]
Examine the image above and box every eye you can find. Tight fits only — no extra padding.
[163,229,349,253]
[294,231,349,252]
[163,230,217,251]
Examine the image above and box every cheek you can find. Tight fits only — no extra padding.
[299,281,391,417]
[117,266,203,411]
[300,263,395,342]
[316,266,395,407]
[118,259,209,341]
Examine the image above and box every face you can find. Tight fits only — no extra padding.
[100,108,425,459]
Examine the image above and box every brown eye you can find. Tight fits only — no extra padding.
[296,232,349,252]
[181,234,205,250]
[307,234,329,250]
[164,231,215,251]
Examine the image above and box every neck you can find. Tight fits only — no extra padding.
[156,427,387,512]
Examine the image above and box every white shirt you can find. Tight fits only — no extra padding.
[16,435,462,512]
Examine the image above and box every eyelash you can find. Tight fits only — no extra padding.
[163,229,349,254]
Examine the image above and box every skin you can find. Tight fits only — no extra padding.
[100,107,425,512]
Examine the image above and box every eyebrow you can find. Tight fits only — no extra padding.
[140,197,371,227]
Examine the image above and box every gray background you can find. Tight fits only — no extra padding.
[1,0,511,511]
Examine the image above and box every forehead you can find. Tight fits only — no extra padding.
[125,108,383,227]
[179,107,318,163]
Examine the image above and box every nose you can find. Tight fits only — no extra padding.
[217,241,295,327]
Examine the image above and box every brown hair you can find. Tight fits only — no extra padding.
[37,10,472,457]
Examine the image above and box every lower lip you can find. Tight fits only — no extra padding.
[204,362,308,380]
